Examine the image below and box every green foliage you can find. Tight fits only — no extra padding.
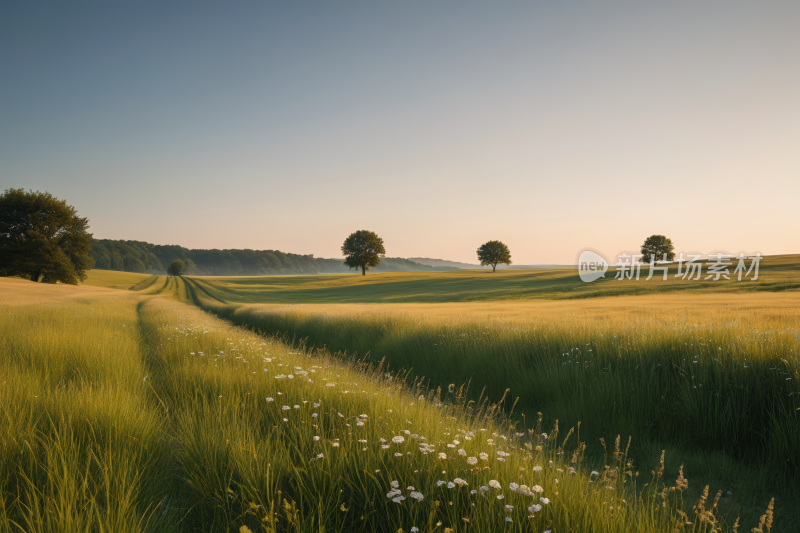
[341,230,386,275]
[641,234,676,264]
[477,240,512,272]
[123,254,146,273]
[167,259,185,277]
[91,239,163,272]
[0,188,94,284]
[89,238,442,276]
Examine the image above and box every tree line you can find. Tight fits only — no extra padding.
[2,189,675,283]
[91,238,452,276]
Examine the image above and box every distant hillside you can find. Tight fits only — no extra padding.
[409,257,574,270]
[90,239,456,276]
[508,264,576,269]
[408,257,484,269]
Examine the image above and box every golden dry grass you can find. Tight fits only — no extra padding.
[0,276,139,307]
[81,268,154,289]
[225,290,800,331]
[184,254,800,304]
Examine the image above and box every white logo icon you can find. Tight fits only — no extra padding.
[578,249,609,283]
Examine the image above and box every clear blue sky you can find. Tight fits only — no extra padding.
[2,3,798,264]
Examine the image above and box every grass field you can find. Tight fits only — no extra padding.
[4,260,798,531]
[151,256,797,531]
[79,269,155,290]
[5,276,775,533]
[176,254,800,304]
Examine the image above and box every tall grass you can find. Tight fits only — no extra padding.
[200,304,800,476]
[0,294,175,532]
[135,297,764,532]
[1,283,778,531]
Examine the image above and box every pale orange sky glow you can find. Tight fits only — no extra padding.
[2,3,798,264]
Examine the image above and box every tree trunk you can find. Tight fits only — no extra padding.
[492,264,497,273]
[31,271,41,282]
[362,266,366,276]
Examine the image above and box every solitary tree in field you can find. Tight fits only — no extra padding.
[0,188,93,284]
[640,235,675,264]
[477,240,512,272]
[168,259,186,277]
[341,230,385,275]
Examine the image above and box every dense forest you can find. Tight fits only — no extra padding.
[90,239,455,276]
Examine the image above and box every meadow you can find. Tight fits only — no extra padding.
[2,277,767,533]
[3,256,797,531]
[170,257,800,484]
[174,254,800,304]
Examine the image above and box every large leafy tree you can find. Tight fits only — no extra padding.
[0,188,93,284]
[167,259,186,277]
[640,234,675,264]
[477,240,512,272]
[341,230,385,275]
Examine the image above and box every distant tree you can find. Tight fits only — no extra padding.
[640,235,675,264]
[167,259,186,277]
[0,188,93,284]
[341,230,386,275]
[477,240,512,272]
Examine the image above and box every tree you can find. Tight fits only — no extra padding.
[640,235,675,264]
[167,259,185,277]
[477,240,512,272]
[341,230,385,275]
[0,188,93,284]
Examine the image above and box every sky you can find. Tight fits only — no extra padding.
[1,2,798,265]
